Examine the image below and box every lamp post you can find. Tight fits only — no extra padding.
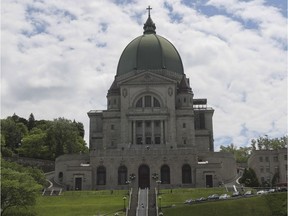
[126,180,131,195]
[123,196,127,212]
[156,180,161,195]
[158,196,162,211]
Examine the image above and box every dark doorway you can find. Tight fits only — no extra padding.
[161,165,170,184]
[182,164,192,184]
[138,165,150,189]
[206,175,213,188]
[75,177,82,190]
[118,165,128,185]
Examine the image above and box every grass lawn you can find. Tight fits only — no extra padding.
[5,190,128,216]
[159,190,287,216]
[35,190,128,216]
[4,188,286,216]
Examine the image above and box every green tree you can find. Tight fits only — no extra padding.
[220,144,251,163]
[251,135,287,150]
[1,160,44,215]
[73,120,85,138]
[46,118,88,159]
[1,118,28,151]
[27,113,36,131]
[18,128,49,159]
[239,168,260,187]
[1,134,13,157]
[1,115,87,160]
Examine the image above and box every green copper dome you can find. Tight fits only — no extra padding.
[116,14,184,76]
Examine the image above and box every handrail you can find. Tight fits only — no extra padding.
[136,189,140,216]
[145,188,148,216]
[155,187,159,216]
[126,188,132,216]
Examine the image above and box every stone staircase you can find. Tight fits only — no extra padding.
[128,188,138,216]
[127,188,157,216]
[148,189,156,216]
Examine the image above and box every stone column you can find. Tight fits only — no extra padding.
[151,120,154,145]
[142,120,145,145]
[133,120,136,145]
[161,120,164,144]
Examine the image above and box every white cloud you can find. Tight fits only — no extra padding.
[1,0,287,150]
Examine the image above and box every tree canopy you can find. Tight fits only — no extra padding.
[1,159,45,215]
[239,168,260,187]
[220,135,287,163]
[251,135,287,150]
[1,114,88,160]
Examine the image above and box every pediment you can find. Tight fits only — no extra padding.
[119,71,177,86]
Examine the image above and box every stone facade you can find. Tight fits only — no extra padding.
[55,13,237,191]
[248,149,287,185]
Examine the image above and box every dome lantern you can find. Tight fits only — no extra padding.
[143,6,156,34]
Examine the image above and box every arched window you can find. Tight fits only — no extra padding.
[153,97,160,107]
[144,96,152,107]
[118,166,128,185]
[97,166,106,185]
[136,98,143,107]
[135,95,161,108]
[182,164,192,184]
[161,165,170,184]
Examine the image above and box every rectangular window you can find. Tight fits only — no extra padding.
[259,157,263,162]
[137,121,142,127]
[155,136,161,144]
[145,121,151,128]
[183,138,187,145]
[155,121,160,127]
[260,167,264,173]
[111,124,114,130]
[284,155,287,161]
[275,166,279,173]
[194,112,205,130]
[137,137,142,145]
[183,123,186,128]
[273,156,278,162]
[199,113,205,129]
[146,137,151,144]
[266,166,270,172]
[265,156,269,162]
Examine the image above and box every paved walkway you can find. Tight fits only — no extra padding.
[137,188,148,216]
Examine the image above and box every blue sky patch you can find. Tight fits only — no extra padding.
[215,136,233,146]
[264,0,287,17]
[164,1,183,23]
[113,0,134,5]
[99,23,108,32]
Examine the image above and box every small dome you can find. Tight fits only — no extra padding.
[116,15,184,76]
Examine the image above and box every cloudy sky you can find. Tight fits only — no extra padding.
[1,0,287,150]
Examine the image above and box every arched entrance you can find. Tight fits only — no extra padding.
[138,164,150,189]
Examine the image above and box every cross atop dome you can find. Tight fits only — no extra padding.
[146,5,152,17]
[143,5,156,34]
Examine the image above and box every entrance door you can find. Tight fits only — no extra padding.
[75,177,82,190]
[138,165,150,189]
[206,175,213,188]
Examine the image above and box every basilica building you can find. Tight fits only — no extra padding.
[55,11,237,191]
